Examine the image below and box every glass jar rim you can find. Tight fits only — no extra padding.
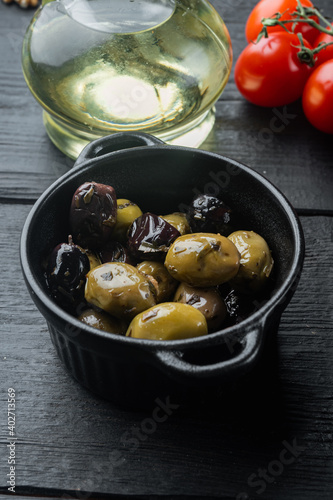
[61,0,176,34]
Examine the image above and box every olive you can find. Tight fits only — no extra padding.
[78,308,126,334]
[222,288,258,325]
[69,182,117,249]
[160,212,191,236]
[112,198,143,243]
[126,302,208,341]
[84,249,102,270]
[137,260,178,303]
[127,213,181,261]
[187,194,233,235]
[46,236,90,314]
[85,262,156,320]
[174,282,227,331]
[165,233,240,287]
[222,287,239,320]
[99,241,134,265]
[228,231,274,293]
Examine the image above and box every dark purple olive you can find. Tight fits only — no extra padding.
[69,182,117,249]
[99,241,135,265]
[127,213,181,261]
[187,194,233,235]
[46,237,90,314]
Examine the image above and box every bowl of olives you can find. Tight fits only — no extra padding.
[20,132,304,408]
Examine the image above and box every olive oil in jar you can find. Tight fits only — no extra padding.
[22,0,232,158]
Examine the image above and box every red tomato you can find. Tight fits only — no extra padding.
[302,59,333,134]
[313,26,333,67]
[246,0,320,45]
[234,32,313,107]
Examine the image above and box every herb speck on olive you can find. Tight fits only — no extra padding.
[101,272,113,281]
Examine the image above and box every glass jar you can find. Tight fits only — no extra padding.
[22,0,232,159]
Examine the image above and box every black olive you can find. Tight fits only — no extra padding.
[78,308,127,334]
[99,241,135,265]
[46,237,90,314]
[69,182,117,249]
[223,288,240,320]
[127,213,181,261]
[222,287,257,326]
[187,194,233,235]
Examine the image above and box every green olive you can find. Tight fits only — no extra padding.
[228,230,274,293]
[165,233,240,287]
[137,260,178,303]
[78,308,126,334]
[160,212,191,236]
[85,262,156,320]
[112,198,143,242]
[85,249,102,270]
[126,302,208,340]
[174,282,227,332]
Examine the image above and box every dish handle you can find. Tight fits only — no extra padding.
[153,324,264,384]
[74,132,164,166]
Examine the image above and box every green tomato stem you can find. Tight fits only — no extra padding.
[256,0,333,67]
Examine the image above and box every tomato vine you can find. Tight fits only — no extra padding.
[257,0,333,66]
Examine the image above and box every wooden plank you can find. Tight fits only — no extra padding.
[0,1,332,210]
[0,203,332,498]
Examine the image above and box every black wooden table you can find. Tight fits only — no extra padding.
[1,1,332,499]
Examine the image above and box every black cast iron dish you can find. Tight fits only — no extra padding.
[20,133,305,409]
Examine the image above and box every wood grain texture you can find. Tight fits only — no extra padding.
[0,204,332,499]
[0,1,332,209]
